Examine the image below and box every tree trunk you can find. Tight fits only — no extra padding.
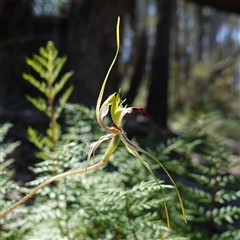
[146,0,173,128]
[195,6,204,62]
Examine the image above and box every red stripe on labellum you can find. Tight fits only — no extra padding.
[131,107,146,116]
[112,123,122,130]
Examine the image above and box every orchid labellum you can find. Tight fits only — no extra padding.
[0,17,186,229]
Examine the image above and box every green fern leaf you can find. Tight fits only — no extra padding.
[52,71,74,96]
[25,95,49,116]
[54,85,74,119]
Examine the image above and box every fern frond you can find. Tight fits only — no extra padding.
[54,85,74,119]
[32,54,48,69]
[212,229,240,240]
[26,57,47,78]
[206,205,240,224]
[0,123,12,142]
[216,189,240,203]
[185,186,212,203]
[25,95,49,116]
[52,71,74,96]
[22,73,47,94]
[27,126,52,150]
[51,56,67,82]
[0,124,21,162]
[0,123,26,240]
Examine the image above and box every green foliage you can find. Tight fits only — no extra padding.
[137,115,239,239]
[0,123,25,240]
[22,102,240,240]
[14,100,173,239]
[3,104,239,239]
[23,41,74,151]
[2,42,239,240]
[0,123,20,160]
[160,130,240,239]
[19,42,180,239]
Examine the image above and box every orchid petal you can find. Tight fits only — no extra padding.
[96,17,120,124]
[111,90,125,127]
[120,133,187,229]
[98,94,118,132]
[110,90,146,129]
[120,134,170,229]
[81,134,115,180]
[102,134,120,163]
[89,134,115,158]
[101,105,109,119]
[112,106,132,129]
[100,93,115,119]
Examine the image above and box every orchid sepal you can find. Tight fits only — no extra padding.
[98,93,119,133]
[96,17,120,127]
[120,133,187,228]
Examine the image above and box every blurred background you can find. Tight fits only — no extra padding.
[0,0,239,175]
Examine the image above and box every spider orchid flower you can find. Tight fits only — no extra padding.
[87,17,187,229]
[0,17,186,228]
